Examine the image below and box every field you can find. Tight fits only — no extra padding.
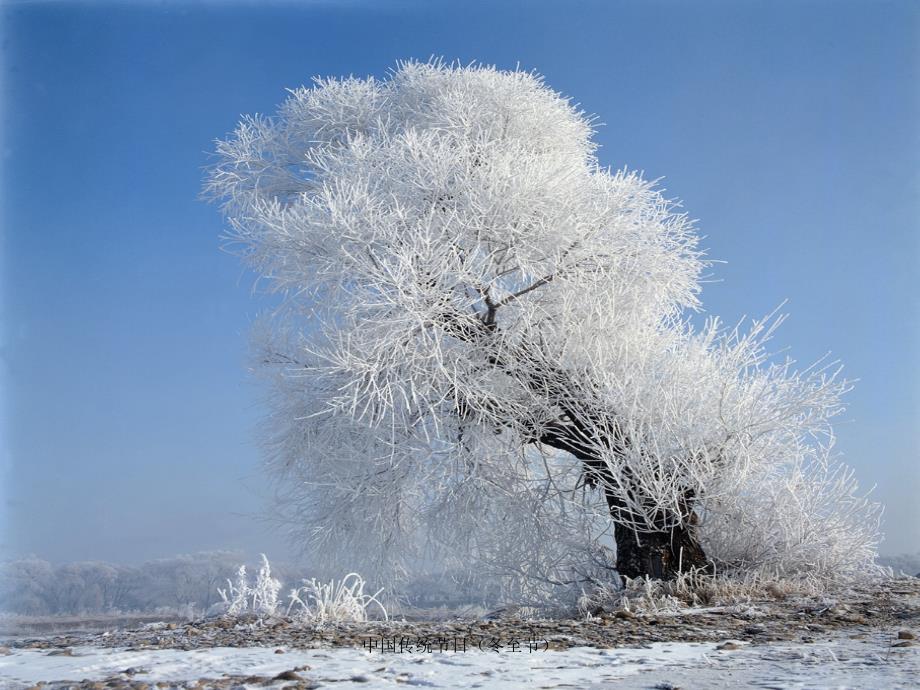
[1,578,917,689]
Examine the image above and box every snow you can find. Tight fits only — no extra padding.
[0,642,713,688]
[2,633,917,689]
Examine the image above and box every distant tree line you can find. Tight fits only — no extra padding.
[0,552,500,617]
[0,552,304,616]
[878,551,920,577]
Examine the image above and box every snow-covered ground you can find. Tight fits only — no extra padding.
[1,630,917,689]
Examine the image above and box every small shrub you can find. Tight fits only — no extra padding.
[286,572,387,624]
[217,554,281,617]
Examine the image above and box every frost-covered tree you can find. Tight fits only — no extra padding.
[205,61,881,602]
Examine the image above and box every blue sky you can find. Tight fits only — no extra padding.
[2,0,917,564]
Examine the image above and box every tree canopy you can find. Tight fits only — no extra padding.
[206,61,881,607]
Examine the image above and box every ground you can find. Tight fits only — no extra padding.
[1,578,917,689]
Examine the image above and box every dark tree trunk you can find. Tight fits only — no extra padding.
[539,421,711,581]
[440,309,712,581]
[611,515,710,581]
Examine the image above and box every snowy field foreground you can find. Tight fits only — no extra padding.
[3,579,917,689]
[1,630,918,690]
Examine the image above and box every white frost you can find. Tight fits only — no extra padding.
[0,642,714,689]
[3,633,918,689]
[204,59,882,606]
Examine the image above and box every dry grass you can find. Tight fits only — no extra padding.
[286,573,388,624]
[576,567,842,617]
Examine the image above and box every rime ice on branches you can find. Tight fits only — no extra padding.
[204,60,882,608]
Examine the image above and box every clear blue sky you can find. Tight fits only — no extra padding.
[2,0,917,564]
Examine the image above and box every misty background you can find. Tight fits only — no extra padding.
[2,0,918,598]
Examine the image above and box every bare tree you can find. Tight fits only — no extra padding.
[0,557,55,615]
[205,60,881,604]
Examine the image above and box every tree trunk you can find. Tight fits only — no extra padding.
[439,310,712,581]
[598,470,710,580]
[612,519,710,581]
[539,420,712,580]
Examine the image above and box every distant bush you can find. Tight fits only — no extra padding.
[878,551,920,577]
